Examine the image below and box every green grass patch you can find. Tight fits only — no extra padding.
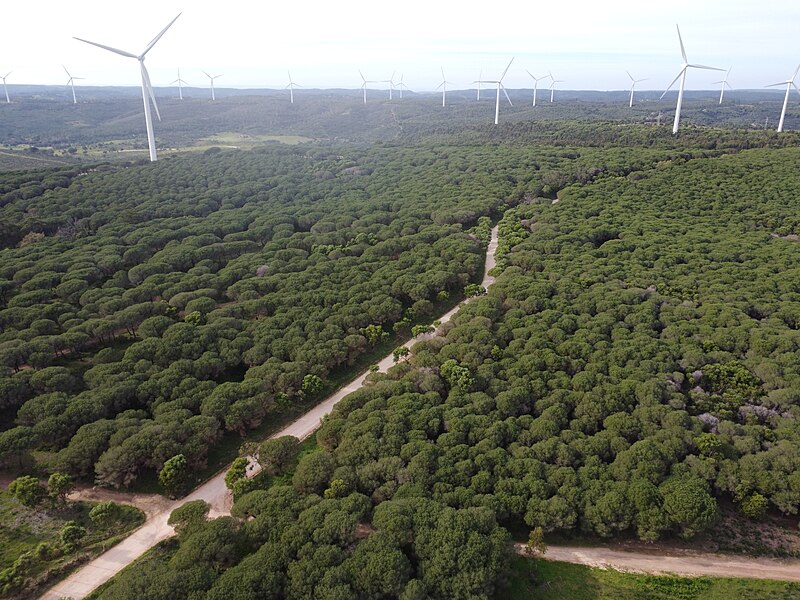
[0,489,144,599]
[508,555,800,600]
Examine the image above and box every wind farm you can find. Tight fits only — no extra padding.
[3,6,800,600]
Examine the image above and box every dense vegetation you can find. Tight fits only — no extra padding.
[75,139,800,598]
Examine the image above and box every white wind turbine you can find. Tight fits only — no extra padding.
[660,24,723,134]
[202,71,223,101]
[286,71,301,103]
[526,70,549,107]
[63,66,84,104]
[549,72,564,103]
[381,72,396,100]
[475,57,514,125]
[476,69,482,100]
[767,64,800,132]
[74,13,181,162]
[713,67,732,104]
[359,70,378,104]
[171,68,188,100]
[436,67,454,107]
[397,73,410,99]
[626,71,647,107]
[1,71,11,103]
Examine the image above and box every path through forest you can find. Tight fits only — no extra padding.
[515,543,800,582]
[41,227,500,599]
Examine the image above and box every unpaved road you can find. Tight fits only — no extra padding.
[41,227,500,600]
[38,223,800,597]
[516,543,800,582]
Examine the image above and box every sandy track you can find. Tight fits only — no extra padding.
[516,543,800,582]
[41,227,500,600]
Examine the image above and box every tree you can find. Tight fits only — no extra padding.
[47,472,74,504]
[8,475,46,508]
[464,283,486,298]
[159,454,190,498]
[361,324,389,346]
[225,457,250,490]
[59,520,86,551]
[660,476,718,539]
[168,499,210,537]
[524,526,547,558]
[258,436,300,476]
[740,493,769,520]
[393,347,410,363]
[292,451,335,495]
[90,501,123,528]
[301,374,324,399]
[411,324,434,338]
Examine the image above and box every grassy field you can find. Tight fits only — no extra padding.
[508,555,800,600]
[0,488,144,599]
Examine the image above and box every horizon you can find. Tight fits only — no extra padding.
[2,0,800,92]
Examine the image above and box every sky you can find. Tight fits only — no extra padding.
[2,0,799,93]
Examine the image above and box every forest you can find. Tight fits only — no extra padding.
[1,121,800,598]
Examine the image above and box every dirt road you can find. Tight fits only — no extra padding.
[516,543,800,582]
[41,227,500,600]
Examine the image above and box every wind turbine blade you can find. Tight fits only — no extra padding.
[766,82,788,87]
[501,83,512,106]
[441,66,445,80]
[626,70,634,82]
[359,69,366,82]
[142,13,181,57]
[500,57,514,81]
[63,65,72,78]
[202,70,212,79]
[689,64,724,71]
[436,82,444,90]
[660,68,685,99]
[676,24,687,63]
[794,82,800,97]
[73,37,137,59]
[793,64,800,80]
[141,63,161,121]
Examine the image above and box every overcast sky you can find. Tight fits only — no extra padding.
[2,0,799,92]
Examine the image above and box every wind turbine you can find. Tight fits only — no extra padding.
[436,67,454,107]
[63,66,84,104]
[359,70,378,104]
[381,71,396,100]
[713,67,732,104]
[74,13,181,162]
[766,64,800,132]
[397,73,410,99]
[1,72,11,103]
[626,71,647,107]
[475,57,514,125]
[286,70,301,103]
[660,24,723,134]
[171,68,188,100]
[549,72,564,103]
[526,70,549,107]
[202,71,223,101]
[476,69,482,100]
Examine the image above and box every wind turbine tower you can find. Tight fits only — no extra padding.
[1,72,11,103]
[171,68,188,100]
[526,70,549,107]
[626,71,647,107]
[660,24,723,134]
[476,69,482,100]
[63,66,84,104]
[549,72,564,103]
[436,67,454,107]
[74,13,181,162]
[381,72,396,100]
[767,64,800,132]
[359,70,378,104]
[475,57,514,125]
[202,71,223,101]
[397,74,410,99]
[713,67,732,104]
[286,71,301,103]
